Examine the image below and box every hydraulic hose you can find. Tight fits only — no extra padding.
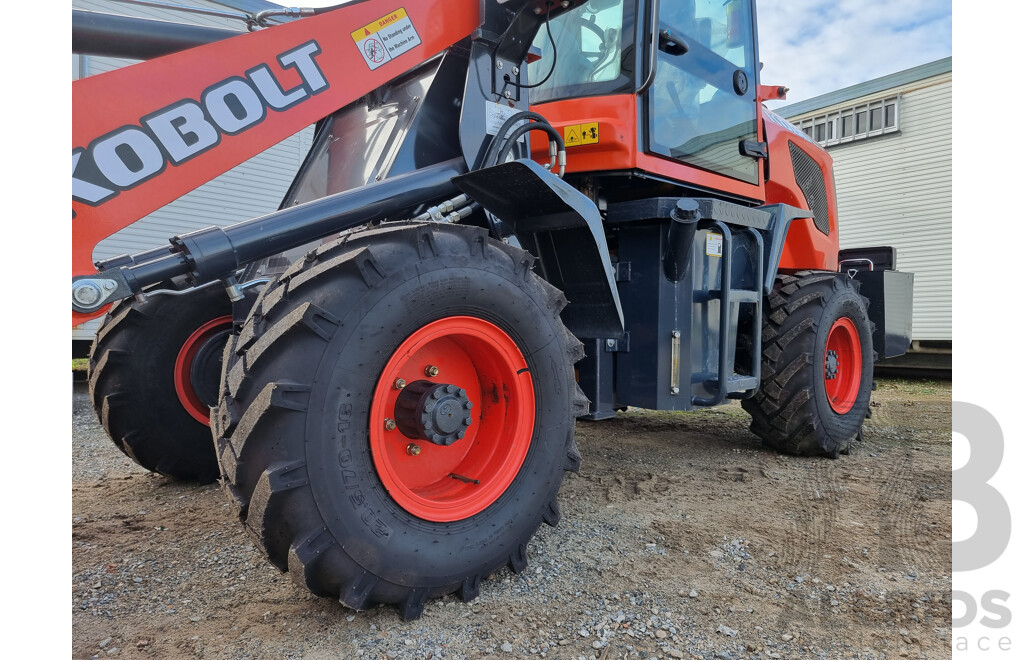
[482,111,553,168]
[495,122,566,177]
[483,111,566,177]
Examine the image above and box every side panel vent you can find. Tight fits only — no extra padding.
[787,141,831,235]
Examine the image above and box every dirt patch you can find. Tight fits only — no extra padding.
[72,378,951,659]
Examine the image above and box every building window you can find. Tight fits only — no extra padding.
[795,95,900,147]
[884,103,896,128]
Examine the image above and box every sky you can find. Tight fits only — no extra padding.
[270,0,952,107]
[756,0,952,106]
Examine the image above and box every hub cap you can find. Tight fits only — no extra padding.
[369,317,535,522]
[824,317,862,414]
[395,380,473,446]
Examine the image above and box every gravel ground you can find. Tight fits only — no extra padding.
[72,378,952,660]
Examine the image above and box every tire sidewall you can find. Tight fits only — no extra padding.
[304,246,572,588]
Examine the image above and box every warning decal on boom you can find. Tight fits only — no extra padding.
[350,8,421,70]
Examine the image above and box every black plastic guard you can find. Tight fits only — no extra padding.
[453,159,624,339]
[756,203,813,294]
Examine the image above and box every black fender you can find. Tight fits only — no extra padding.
[453,159,624,339]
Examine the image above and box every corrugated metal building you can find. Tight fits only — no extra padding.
[72,0,314,343]
[775,58,952,345]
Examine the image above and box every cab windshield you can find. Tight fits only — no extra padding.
[527,0,635,104]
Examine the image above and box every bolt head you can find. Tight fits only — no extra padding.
[103,281,117,291]
[406,443,421,456]
[512,66,520,75]
[504,90,512,99]
[606,339,616,348]
[424,365,439,377]
[671,331,681,338]
[496,60,503,69]
[384,418,397,431]
[72,282,102,306]
[670,387,680,395]
[393,378,406,390]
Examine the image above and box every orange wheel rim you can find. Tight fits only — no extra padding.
[824,317,862,414]
[369,317,535,522]
[173,315,232,424]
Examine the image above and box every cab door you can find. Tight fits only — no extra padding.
[644,0,762,189]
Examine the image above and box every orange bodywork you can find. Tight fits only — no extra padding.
[762,111,841,272]
[530,94,766,202]
[529,94,841,273]
[72,0,480,325]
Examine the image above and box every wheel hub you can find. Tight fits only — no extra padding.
[395,380,473,445]
[825,349,839,380]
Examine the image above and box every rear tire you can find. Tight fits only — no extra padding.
[89,285,231,482]
[742,271,874,458]
[213,222,587,620]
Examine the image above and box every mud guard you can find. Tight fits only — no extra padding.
[453,159,624,339]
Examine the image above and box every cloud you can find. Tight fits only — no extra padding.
[757,0,952,106]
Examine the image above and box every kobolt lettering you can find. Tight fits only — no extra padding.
[72,40,328,207]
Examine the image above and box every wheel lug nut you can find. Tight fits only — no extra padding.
[393,378,406,390]
[424,365,439,377]
[384,418,396,431]
[406,443,421,456]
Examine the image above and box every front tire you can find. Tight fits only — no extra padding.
[742,271,874,457]
[213,223,586,620]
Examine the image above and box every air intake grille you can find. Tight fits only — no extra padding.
[788,141,830,235]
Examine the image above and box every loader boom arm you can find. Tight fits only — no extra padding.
[72,1,481,325]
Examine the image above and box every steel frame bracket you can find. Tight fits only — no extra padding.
[603,332,630,353]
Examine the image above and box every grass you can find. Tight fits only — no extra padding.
[72,358,89,372]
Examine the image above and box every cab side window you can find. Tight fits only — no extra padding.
[528,0,633,104]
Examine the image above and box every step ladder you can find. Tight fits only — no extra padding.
[692,220,763,406]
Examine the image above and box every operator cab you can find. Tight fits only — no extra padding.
[526,0,765,202]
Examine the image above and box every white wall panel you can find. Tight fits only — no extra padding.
[789,73,952,341]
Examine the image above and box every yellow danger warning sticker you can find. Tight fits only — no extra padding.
[563,122,600,147]
[351,8,421,71]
